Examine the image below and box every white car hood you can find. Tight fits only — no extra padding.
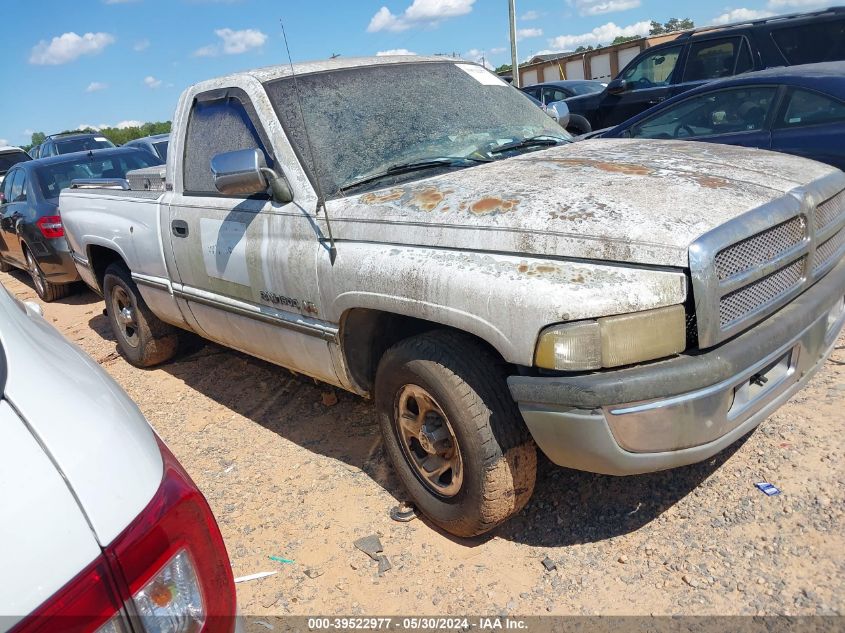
[330,139,839,268]
[0,287,162,547]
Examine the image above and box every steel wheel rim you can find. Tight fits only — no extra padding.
[110,285,139,348]
[394,384,463,498]
[26,252,46,296]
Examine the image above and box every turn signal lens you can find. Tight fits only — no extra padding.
[535,305,687,370]
[132,550,204,633]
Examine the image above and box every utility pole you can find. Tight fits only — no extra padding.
[508,0,519,87]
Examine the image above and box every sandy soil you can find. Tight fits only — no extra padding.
[3,269,843,623]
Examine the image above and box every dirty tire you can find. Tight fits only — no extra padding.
[25,249,71,302]
[566,113,592,136]
[103,262,179,367]
[375,330,536,537]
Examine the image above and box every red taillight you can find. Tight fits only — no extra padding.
[12,439,236,633]
[37,215,64,239]
[9,557,124,633]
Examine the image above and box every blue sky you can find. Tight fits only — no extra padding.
[1,0,828,146]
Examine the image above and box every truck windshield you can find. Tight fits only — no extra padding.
[264,61,569,197]
[35,150,163,199]
[55,137,116,155]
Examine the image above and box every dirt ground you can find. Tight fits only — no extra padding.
[4,270,843,622]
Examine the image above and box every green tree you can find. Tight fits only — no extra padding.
[574,45,595,52]
[495,63,512,74]
[611,35,641,45]
[649,17,694,35]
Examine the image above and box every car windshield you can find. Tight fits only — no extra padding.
[35,150,163,199]
[0,151,30,174]
[264,61,569,197]
[55,136,116,154]
[569,82,605,96]
[153,140,169,160]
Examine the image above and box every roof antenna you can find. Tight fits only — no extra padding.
[281,20,337,265]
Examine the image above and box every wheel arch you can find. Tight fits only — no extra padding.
[86,244,129,294]
[338,307,513,395]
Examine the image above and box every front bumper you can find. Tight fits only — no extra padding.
[508,257,845,475]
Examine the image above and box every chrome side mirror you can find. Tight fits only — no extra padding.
[211,148,293,203]
[547,101,570,129]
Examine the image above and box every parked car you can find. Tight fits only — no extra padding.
[588,62,845,170]
[0,147,163,301]
[0,284,238,632]
[521,81,606,133]
[60,56,845,538]
[125,133,170,161]
[35,132,116,158]
[0,147,31,187]
[566,6,845,132]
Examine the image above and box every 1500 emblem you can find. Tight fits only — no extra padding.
[260,291,299,309]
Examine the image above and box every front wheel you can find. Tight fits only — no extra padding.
[566,113,593,137]
[103,263,179,367]
[375,330,536,537]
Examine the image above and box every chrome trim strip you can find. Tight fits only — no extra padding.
[173,284,339,342]
[70,251,90,268]
[131,273,170,292]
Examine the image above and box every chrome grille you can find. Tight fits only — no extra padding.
[815,190,845,231]
[719,258,806,327]
[689,178,845,348]
[814,227,845,273]
[714,217,804,280]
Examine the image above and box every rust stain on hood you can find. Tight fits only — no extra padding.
[330,139,842,268]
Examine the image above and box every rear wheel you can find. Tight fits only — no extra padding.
[25,249,70,302]
[375,330,537,537]
[103,262,179,367]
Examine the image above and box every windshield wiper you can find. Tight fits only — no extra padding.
[341,156,491,192]
[489,136,569,155]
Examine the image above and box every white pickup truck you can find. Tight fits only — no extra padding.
[60,56,845,537]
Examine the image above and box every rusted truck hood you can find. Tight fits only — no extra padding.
[327,139,838,268]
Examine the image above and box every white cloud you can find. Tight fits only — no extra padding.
[29,32,115,65]
[548,20,650,49]
[711,7,774,24]
[78,120,145,131]
[85,81,107,93]
[463,48,494,69]
[193,28,267,56]
[144,75,162,89]
[367,0,475,33]
[517,27,543,40]
[133,38,150,51]
[489,47,506,54]
[0,139,9,146]
[115,120,144,129]
[520,10,540,20]
[376,48,417,55]
[570,0,641,16]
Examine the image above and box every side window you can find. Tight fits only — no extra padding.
[683,38,741,83]
[631,87,778,139]
[2,170,16,202]
[735,40,754,75]
[770,19,845,65]
[622,46,682,88]
[183,94,273,195]
[542,87,569,104]
[777,89,845,128]
[9,170,25,202]
[522,87,540,100]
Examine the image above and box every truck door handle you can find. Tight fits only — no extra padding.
[171,220,189,237]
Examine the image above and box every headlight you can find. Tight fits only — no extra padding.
[534,305,687,370]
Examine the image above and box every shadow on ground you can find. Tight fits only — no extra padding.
[86,309,752,548]
[6,269,98,306]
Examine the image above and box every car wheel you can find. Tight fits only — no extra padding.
[25,249,70,302]
[103,262,179,367]
[566,113,593,136]
[375,330,537,537]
